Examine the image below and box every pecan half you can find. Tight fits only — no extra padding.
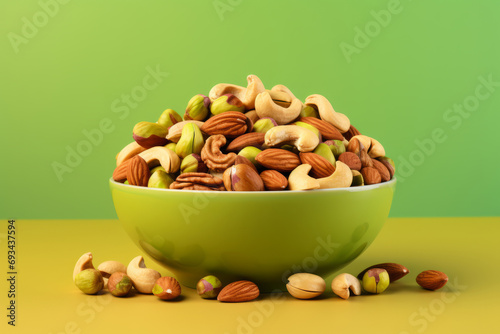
[170,172,225,191]
[201,135,237,172]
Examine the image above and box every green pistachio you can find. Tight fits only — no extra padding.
[196,275,223,299]
[184,94,210,121]
[124,180,129,185]
[75,269,104,295]
[148,170,175,189]
[294,121,321,140]
[299,105,320,118]
[175,123,204,158]
[324,139,346,158]
[238,146,262,168]
[108,272,133,297]
[150,166,166,174]
[253,117,277,133]
[180,154,208,174]
[158,109,182,128]
[351,170,364,186]
[210,94,245,115]
[133,121,168,148]
[313,143,335,165]
[165,142,177,152]
[362,268,390,294]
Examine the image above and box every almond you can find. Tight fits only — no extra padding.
[360,149,373,168]
[299,117,344,141]
[201,111,248,138]
[342,125,361,141]
[126,156,150,186]
[338,152,361,171]
[226,132,265,152]
[416,270,448,291]
[357,263,410,282]
[360,167,381,185]
[255,149,300,172]
[372,159,391,182]
[299,152,335,178]
[260,170,288,190]
[113,159,132,182]
[218,280,260,302]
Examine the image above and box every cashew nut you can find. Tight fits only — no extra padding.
[331,273,361,300]
[288,164,320,190]
[264,125,319,152]
[271,84,297,100]
[127,256,162,294]
[288,161,353,190]
[255,91,303,125]
[209,74,265,110]
[350,135,385,158]
[166,120,204,143]
[97,261,127,278]
[317,161,353,189]
[73,252,95,281]
[305,94,350,133]
[116,141,147,166]
[138,146,181,173]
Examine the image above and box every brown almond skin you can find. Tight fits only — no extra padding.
[342,125,361,141]
[260,170,288,190]
[299,152,335,178]
[227,132,265,152]
[218,281,259,302]
[126,156,150,187]
[112,159,132,182]
[359,149,373,168]
[416,270,448,291]
[298,117,344,141]
[255,149,301,172]
[361,167,381,185]
[338,152,361,171]
[357,263,409,282]
[153,277,181,300]
[234,155,258,173]
[372,159,391,182]
[201,111,247,138]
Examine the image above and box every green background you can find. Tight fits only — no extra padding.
[1,0,499,219]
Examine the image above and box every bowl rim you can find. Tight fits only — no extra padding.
[109,177,396,194]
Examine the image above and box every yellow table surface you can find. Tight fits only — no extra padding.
[2,218,499,334]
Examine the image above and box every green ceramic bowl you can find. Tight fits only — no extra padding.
[110,178,396,292]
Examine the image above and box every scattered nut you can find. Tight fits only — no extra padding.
[126,256,162,294]
[97,261,127,279]
[153,276,182,300]
[218,280,260,302]
[286,273,326,299]
[362,268,390,294]
[108,272,133,297]
[416,270,448,291]
[75,269,104,295]
[197,275,223,299]
[73,252,95,281]
[331,273,361,300]
[357,263,409,282]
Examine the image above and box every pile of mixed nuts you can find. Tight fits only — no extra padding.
[74,253,448,301]
[112,75,396,191]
